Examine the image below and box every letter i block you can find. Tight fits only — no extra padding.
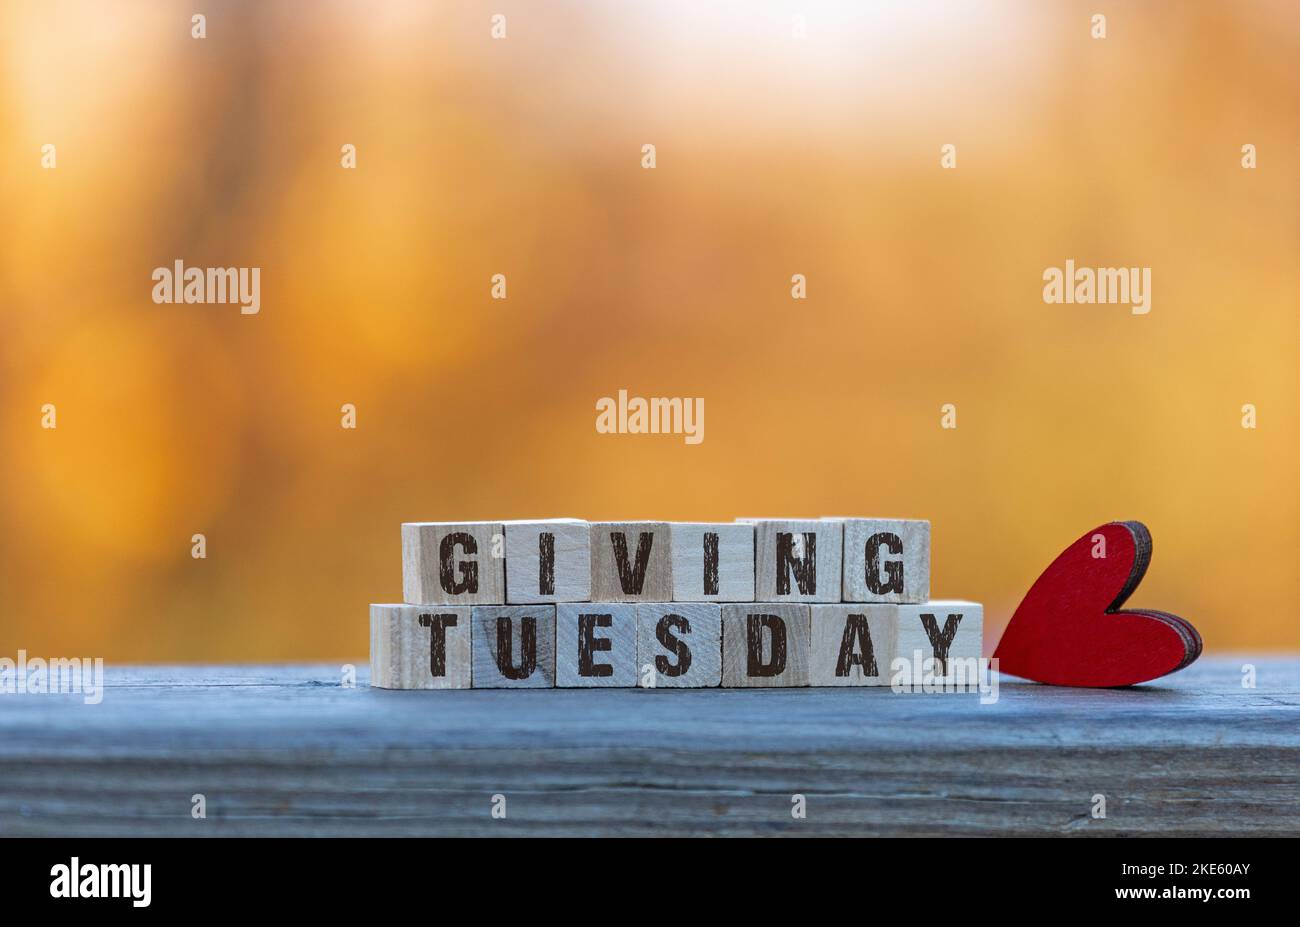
[505,519,591,603]
[721,603,811,687]
[839,518,930,603]
[894,601,983,685]
[636,603,722,687]
[589,522,672,602]
[555,603,638,687]
[670,523,754,602]
[370,604,471,689]
[471,605,556,688]
[748,519,843,603]
[403,522,505,605]
[809,605,895,686]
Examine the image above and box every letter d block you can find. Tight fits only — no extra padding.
[894,601,983,685]
[403,522,505,605]
[556,603,637,687]
[370,604,471,689]
[809,605,895,686]
[636,603,722,688]
[721,603,810,687]
[471,605,556,688]
[840,518,930,603]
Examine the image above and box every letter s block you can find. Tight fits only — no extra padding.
[636,603,722,687]
[402,522,505,605]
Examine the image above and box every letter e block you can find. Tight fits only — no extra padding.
[555,603,638,687]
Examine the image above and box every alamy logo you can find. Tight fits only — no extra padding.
[50,857,151,907]
[1042,259,1151,315]
[0,651,104,704]
[595,389,704,445]
[152,260,261,314]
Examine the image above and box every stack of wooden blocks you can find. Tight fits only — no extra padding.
[370,518,982,689]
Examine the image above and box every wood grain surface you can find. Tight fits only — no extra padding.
[1,658,1297,836]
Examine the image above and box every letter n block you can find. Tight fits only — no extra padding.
[749,519,843,603]
[555,603,637,687]
[894,601,983,685]
[589,522,672,601]
[403,522,504,605]
[370,604,471,689]
[809,605,894,686]
[471,605,556,688]
[636,603,722,687]
[721,603,810,687]
[839,518,930,603]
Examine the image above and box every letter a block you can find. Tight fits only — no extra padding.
[637,603,722,687]
[505,519,591,603]
[555,603,637,687]
[894,601,983,684]
[471,605,556,688]
[721,603,810,687]
[403,522,505,605]
[590,522,672,602]
[749,519,843,603]
[670,523,754,602]
[809,605,894,686]
[839,518,930,603]
[370,604,471,689]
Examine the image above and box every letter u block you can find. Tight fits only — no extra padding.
[403,522,505,605]
[471,605,556,687]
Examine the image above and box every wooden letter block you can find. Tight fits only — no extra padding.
[402,521,505,605]
[839,518,930,603]
[749,519,843,603]
[809,605,895,686]
[590,522,672,602]
[894,601,983,685]
[505,519,590,603]
[470,605,556,688]
[555,603,637,687]
[636,603,722,687]
[370,604,471,689]
[721,603,810,687]
[670,523,754,602]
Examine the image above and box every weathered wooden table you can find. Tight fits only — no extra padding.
[3,658,1297,836]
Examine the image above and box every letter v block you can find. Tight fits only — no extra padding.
[471,605,556,687]
[370,604,471,689]
[590,522,672,602]
[749,519,843,603]
[894,601,983,686]
[838,518,930,603]
[721,603,810,687]
[403,522,505,605]
[556,603,637,687]
[809,605,894,686]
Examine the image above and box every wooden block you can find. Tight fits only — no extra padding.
[636,603,722,687]
[894,601,983,685]
[670,523,754,602]
[555,603,638,687]
[370,604,472,689]
[505,519,590,603]
[809,605,895,686]
[402,522,505,605]
[748,519,843,603]
[470,605,556,688]
[838,518,930,603]
[589,522,672,602]
[721,603,810,687]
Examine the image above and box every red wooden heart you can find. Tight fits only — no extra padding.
[993,521,1201,687]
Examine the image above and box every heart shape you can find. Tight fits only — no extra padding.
[993,521,1201,687]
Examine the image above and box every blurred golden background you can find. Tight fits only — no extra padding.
[1,1,1296,661]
